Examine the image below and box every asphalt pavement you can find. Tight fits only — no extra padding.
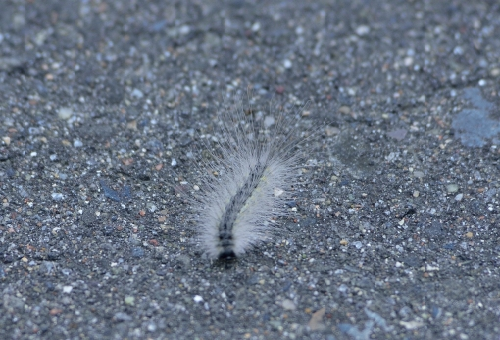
[1,0,499,339]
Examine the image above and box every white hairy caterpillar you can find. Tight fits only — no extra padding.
[183,93,311,260]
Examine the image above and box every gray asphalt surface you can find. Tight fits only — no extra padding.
[1,0,499,339]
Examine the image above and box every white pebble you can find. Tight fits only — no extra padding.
[355,25,370,36]
[453,46,464,55]
[131,88,144,99]
[413,171,425,178]
[179,25,190,35]
[281,299,296,310]
[58,107,73,120]
[51,193,64,201]
[352,241,363,249]
[264,115,275,128]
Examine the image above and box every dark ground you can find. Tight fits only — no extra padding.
[1,0,499,339]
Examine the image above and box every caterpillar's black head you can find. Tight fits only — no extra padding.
[218,249,236,260]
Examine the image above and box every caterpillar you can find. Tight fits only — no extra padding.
[181,93,311,260]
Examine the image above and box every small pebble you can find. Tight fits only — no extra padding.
[339,106,351,114]
[147,322,157,332]
[455,193,463,201]
[114,312,132,322]
[387,128,408,141]
[63,286,73,293]
[100,180,121,202]
[337,284,348,293]
[251,22,261,32]
[413,171,425,178]
[131,247,144,258]
[124,296,135,305]
[355,25,370,36]
[58,107,73,120]
[352,241,363,249]
[453,46,464,55]
[51,193,64,201]
[178,25,190,35]
[431,306,442,319]
[281,299,296,310]
[264,116,275,128]
[325,126,340,136]
[399,320,424,330]
[131,88,144,99]
[446,184,459,193]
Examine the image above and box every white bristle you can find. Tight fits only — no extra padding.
[189,94,308,260]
